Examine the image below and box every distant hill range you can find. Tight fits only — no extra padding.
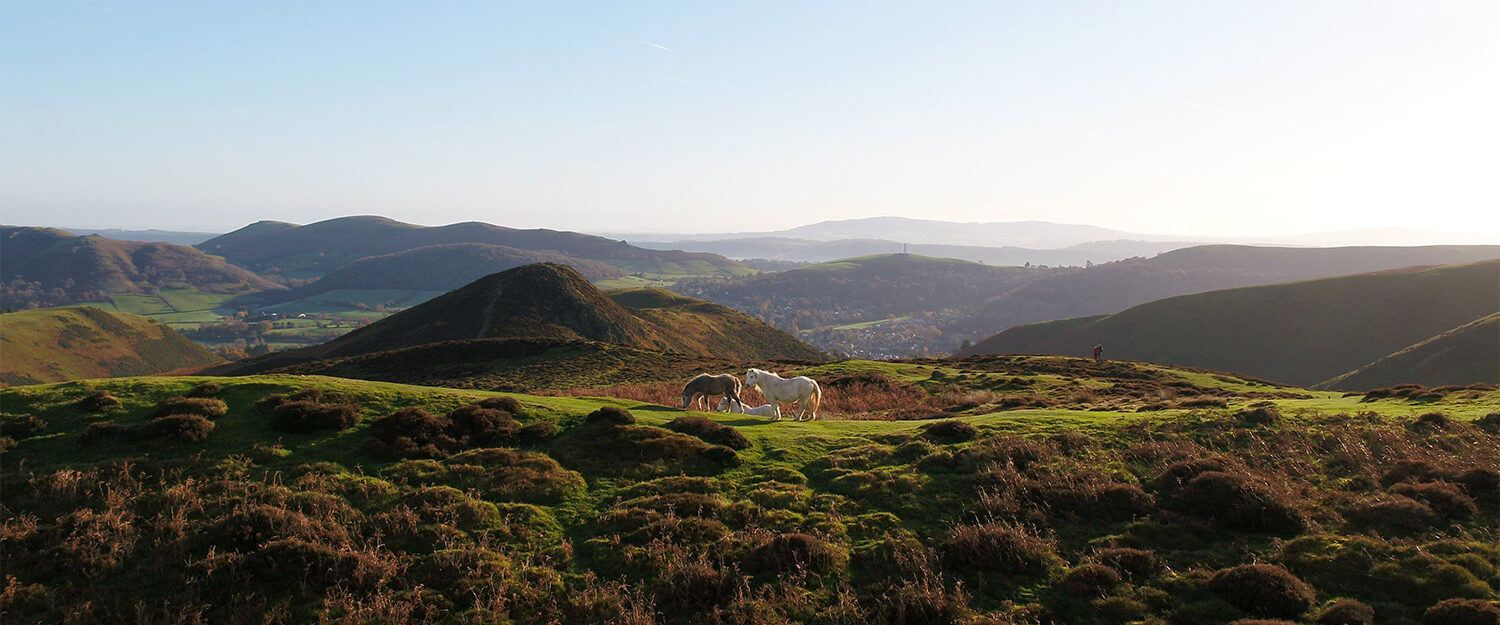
[196,215,751,280]
[216,263,827,376]
[0,307,222,385]
[1316,312,1500,391]
[1,226,282,309]
[59,228,221,246]
[268,243,624,304]
[960,260,1500,388]
[632,236,1189,266]
[973,244,1500,332]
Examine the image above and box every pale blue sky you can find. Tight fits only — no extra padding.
[2,1,1497,239]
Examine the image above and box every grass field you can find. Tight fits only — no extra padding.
[3,364,1495,624]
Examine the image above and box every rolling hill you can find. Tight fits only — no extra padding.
[268,242,623,304]
[1317,312,1500,391]
[632,236,1188,266]
[960,260,1500,387]
[0,307,222,385]
[1,226,282,310]
[196,215,752,280]
[215,263,826,374]
[973,244,1500,333]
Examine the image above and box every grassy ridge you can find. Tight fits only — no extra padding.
[0,307,222,386]
[1318,312,1500,391]
[964,260,1500,387]
[2,370,1496,624]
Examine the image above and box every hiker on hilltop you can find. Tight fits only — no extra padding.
[1093,344,1103,362]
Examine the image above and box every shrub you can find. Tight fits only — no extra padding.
[1475,412,1500,435]
[368,407,454,456]
[941,521,1059,576]
[1423,598,1500,625]
[1391,481,1477,522]
[145,414,216,442]
[871,577,971,625]
[77,390,120,412]
[748,533,843,575]
[477,395,525,415]
[186,382,224,397]
[1344,495,1441,534]
[1169,471,1306,535]
[920,420,978,443]
[446,405,519,446]
[1,414,46,439]
[1062,563,1121,596]
[1093,547,1162,580]
[80,421,132,444]
[152,396,228,419]
[445,448,585,503]
[551,422,734,476]
[586,406,636,425]
[205,504,351,552]
[1455,468,1499,505]
[244,538,394,591]
[1208,564,1316,619]
[1237,405,1282,426]
[519,421,559,444]
[1316,599,1375,625]
[269,401,361,433]
[1177,396,1229,409]
[665,416,751,450]
[1380,460,1448,486]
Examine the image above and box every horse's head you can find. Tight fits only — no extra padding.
[745,368,762,389]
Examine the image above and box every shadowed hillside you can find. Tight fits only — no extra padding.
[215,264,826,374]
[196,215,751,280]
[0,307,221,385]
[1,227,282,309]
[973,244,1500,333]
[1318,312,1500,391]
[274,242,623,300]
[961,260,1500,387]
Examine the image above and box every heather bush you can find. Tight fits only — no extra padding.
[1,414,46,439]
[920,419,977,443]
[586,406,636,425]
[1092,547,1162,580]
[76,390,120,412]
[1209,564,1316,619]
[665,416,751,450]
[186,382,224,397]
[145,414,216,442]
[1423,598,1500,625]
[1344,495,1442,534]
[1391,481,1477,521]
[1061,563,1121,596]
[446,405,520,445]
[1475,412,1500,435]
[270,400,361,433]
[1316,598,1374,625]
[1163,470,1306,535]
[747,532,843,575]
[941,521,1059,576]
[151,396,228,419]
[519,421,559,444]
[1237,404,1282,426]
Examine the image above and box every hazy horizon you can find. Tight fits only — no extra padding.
[3,2,1497,239]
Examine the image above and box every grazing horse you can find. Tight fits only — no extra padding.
[744,368,822,421]
[681,373,743,413]
[716,398,778,417]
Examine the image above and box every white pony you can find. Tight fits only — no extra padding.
[744,368,822,421]
[716,398,778,417]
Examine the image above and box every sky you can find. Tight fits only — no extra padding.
[2,1,1498,240]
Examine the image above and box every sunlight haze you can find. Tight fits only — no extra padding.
[2,1,1497,240]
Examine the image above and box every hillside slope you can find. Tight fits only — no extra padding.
[196,215,751,279]
[1,227,282,309]
[0,307,222,385]
[974,244,1500,332]
[216,263,826,374]
[1317,312,1500,390]
[277,242,623,298]
[2,369,1495,624]
[961,260,1500,387]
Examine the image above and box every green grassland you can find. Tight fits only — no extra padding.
[2,362,1496,624]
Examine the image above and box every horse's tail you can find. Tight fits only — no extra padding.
[810,381,822,420]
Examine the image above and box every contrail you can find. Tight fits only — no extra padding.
[638,40,672,51]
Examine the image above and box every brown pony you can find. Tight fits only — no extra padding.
[681,373,743,412]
